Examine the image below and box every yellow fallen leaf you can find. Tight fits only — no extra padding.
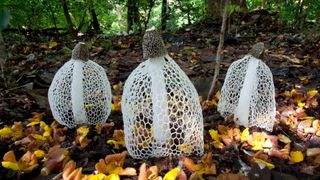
[253,157,275,169]
[307,90,318,99]
[105,174,120,180]
[89,173,111,180]
[113,84,119,91]
[34,150,46,159]
[31,134,46,141]
[107,140,125,149]
[290,151,304,163]
[1,161,20,171]
[163,167,180,180]
[0,127,13,138]
[214,91,221,99]
[209,130,219,141]
[76,126,90,148]
[111,104,116,111]
[248,133,266,151]
[241,128,249,141]
[27,121,40,126]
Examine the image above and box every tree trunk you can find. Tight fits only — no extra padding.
[207,0,230,100]
[0,33,7,87]
[127,0,140,32]
[60,0,76,36]
[144,0,155,31]
[161,0,168,31]
[88,0,100,33]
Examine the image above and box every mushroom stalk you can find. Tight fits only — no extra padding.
[148,57,170,143]
[71,60,87,124]
[234,56,259,127]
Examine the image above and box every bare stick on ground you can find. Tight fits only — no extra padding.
[207,0,230,100]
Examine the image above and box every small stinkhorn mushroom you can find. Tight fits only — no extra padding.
[217,42,276,131]
[48,42,112,128]
[121,29,204,159]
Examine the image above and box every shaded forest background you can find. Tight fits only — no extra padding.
[0,0,319,38]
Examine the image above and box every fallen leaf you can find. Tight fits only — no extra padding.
[241,128,249,141]
[41,146,69,175]
[2,150,38,173]
[163,167,180,180]
[107,130,126,149]
[278,134,291,144]
[306,148,320,157]
[75,126,90,148]
[290,151,304,163]
[253,157,275,169]
[217,172,249,180]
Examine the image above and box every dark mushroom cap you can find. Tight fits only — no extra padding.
[72,42,89,61]
[249,42,265,59]
[142,29,167,59]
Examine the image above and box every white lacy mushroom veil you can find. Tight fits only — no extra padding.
[48,42,112,128]
[217,54,276,132]
[121,29,204,159]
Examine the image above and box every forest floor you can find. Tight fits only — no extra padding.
[0,10,320,180]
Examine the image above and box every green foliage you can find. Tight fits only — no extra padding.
[0,0,318,36]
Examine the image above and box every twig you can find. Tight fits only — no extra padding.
[207,0,230,100]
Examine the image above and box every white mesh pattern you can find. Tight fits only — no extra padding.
[122,54,204,159]
[218,55,276,131]
[48,59,112,128]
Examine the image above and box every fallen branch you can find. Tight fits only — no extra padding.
[207,0,230,100]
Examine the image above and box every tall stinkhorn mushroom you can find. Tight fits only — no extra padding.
[122,29,204,159]
[217,43,276,131]
[48,42,112,128]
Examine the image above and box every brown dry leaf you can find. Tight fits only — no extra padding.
[314,155,320,164]
[41,145,69,176]
[105,151,127,166]
[147,166,160,179]
[217,172,249,180]
[95,122,114,134]
[268,144,290,160]
[28,112,44,122]
[176,169,187,180]
[112,95,122,112]
[119,167,137,176]
[95,151,136,176]
[183,152,216,178]
[50,121,66,144]
[138,163,147,180]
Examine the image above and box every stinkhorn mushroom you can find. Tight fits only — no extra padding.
[48,42,112,128]
[121,29,204,159]
[217,43,276,131]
